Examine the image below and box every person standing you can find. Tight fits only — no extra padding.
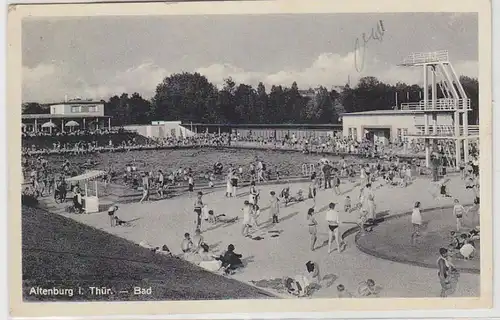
[225,172,233,197]
[411,201,423,244]
[241,200,252,237]
[437,248,457,297]
[157,169,165,199]
[309,172,319,206]
[257,160,265,183]
[231,171,239,197]
[249,163,256,181]
[194,191,204,230]
[269,191,280,224]
[363,183,376,220]
[333,172,341,196]
[249,181,259,205]
[307,208,318,251]
[452,199,466,231]
[139,172,150,204]
[108,204,118,227]
[322,162,332,189]
[188,174,194,197]
[326,202,345,253]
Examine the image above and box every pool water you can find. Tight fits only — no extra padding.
[25,147,368,180]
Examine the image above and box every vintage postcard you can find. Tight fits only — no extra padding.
[7,0,493,317]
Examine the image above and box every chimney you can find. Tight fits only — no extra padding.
[64,95,68,102]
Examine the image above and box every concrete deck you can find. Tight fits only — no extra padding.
[50,174,479,298]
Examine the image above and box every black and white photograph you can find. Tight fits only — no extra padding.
[7,0,493,317]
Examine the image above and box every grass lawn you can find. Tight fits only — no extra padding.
[22,205,275,301]
[356,207,480,273]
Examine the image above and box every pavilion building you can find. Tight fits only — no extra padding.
[22,100,111,133]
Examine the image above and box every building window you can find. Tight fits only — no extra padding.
[71,106,81,113]
[352,128,358,140]
[348,128,352,138]
[397,128,402,139]
[170,129,176,137]
[89,106,97,112]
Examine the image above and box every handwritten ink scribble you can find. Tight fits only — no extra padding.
[354,20,386,73]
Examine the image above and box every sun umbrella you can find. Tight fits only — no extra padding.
[41,121,56,128]
[65,120,80,127]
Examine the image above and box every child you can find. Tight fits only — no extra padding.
[289,189,304,203]
[357,279,382,297]
[269,191,280,224]
[295,189,304,202]
[181,233,193,253]
[194,192,204,230]
[337,284,353,298]
[448,231,463,254]
[307,208,318,251]
[411,201,422,244]
[158,244,172,256]
[107,204,118,227]
[249,181,259,205]
[280,187,291,207]
[333,174,341,195]
[453,199,466,231]
[188,174,194,197]
[241,200,252,237]
[308,172,317,200]
[352,203,369,235]
[251,204,261,227]
[459,238,475,260]
[208,209,217,224]
[344,196,352,213]
[114,216,130,227]
[440,180,451,198]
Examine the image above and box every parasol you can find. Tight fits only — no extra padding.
[41,121,57,128]
[65,120,80,127]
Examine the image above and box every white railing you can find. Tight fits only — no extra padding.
[461,125,480,136]
[401,50,449,65]
[410,124,480,137]
[400,99,471,111]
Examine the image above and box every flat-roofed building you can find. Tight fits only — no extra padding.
[22,100,111,133]
[340,110,454,145]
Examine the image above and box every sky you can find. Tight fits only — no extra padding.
[22,12,478,103]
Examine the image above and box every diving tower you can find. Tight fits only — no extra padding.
[398,50,478,168]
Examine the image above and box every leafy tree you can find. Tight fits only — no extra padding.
[268,85,286,123]
[152,72,219,123]
[460,76,479,125]
[128,93,152,124]
[255,82,268,123]
[22,102,48,114]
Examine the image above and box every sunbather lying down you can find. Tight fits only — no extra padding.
[114,216,132,227]
[283,261,321,297]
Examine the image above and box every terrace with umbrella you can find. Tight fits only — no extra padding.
[65,120,80,132]
[41,121,57,134]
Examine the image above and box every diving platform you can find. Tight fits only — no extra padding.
[399,50,449,66]
[398,50,475,168]
[405,125,480,140]
[400,98,471,112]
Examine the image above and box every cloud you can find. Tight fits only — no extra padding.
[22,62,169,103]
[23,52,478,102]
[195,51,478,90]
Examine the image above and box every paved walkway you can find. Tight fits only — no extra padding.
[61,175,479,298]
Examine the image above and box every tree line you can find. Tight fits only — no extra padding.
[22,74,479,125]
